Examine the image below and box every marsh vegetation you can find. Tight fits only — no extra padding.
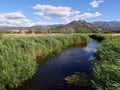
[1,33,120,90]
[0,34,89,90]
[92,35,120,90]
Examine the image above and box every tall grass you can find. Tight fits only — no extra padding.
[92,36,120,90]
[0,34,89,90]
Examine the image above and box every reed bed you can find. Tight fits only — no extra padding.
[0,34,89,90]
[92,36,120,90]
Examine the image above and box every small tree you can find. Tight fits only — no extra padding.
[27,29,33,34]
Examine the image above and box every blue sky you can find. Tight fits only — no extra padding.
[0,0,120,26]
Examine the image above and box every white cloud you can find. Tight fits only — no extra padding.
[0,4,103,27]
[0,12,61,26]
[0,12,34,27]
[34,21,59,25]
[71,11,80,15]
[72,12,102,20]
[33,4,102,23]
[33,4,72,17]
[33,4,80,22]
[3,12,25,19]
[90,0,104,8]
[34,12,51,20]
[63,18,70,23]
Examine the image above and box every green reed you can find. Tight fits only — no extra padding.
[92,36,120,90]
[0,34,89,90]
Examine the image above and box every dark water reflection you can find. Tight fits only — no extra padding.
[13,39,99,90]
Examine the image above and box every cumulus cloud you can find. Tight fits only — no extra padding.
[72,12,102,20]
[1,12,25,19]
[0,4,103,27]
[71,11,80,15]
[34,12,51,20]
[90,0,104,8]
[0,12,34,27]
[33,4,102,23]
[0,12,62,26]
[33,4,80,22]
[33,4,71,17]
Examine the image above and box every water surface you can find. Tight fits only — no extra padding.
[13,39,99,90]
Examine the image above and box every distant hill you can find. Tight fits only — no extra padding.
[31,24,63,30]
[0,20,101,33]
[51,20,101,33]
[0,26,30,30]
[0,24,62,31]
[1,20,120,33]
[94,21,120,30]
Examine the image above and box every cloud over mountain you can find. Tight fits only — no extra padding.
[72,12,102,20]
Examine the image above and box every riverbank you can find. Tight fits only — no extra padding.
[0,34,89,90]
[11,39,99,90]
[91,35,120,90]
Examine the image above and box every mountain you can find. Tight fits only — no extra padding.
[51,20,101,33]
[0,24,63,31]
[0,20,101,33]
[94,21,120,30]
[2,20,120,33]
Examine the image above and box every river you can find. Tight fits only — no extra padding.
[12,39,99,90]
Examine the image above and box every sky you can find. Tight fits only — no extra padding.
[0,0,120,27]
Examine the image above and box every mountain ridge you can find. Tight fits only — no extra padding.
[94,21,120,30]
[0,20,120,32]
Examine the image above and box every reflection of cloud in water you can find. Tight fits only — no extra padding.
[83,47,96,53]
[88,56,96,61]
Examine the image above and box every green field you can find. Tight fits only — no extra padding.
[0,34,89,90]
